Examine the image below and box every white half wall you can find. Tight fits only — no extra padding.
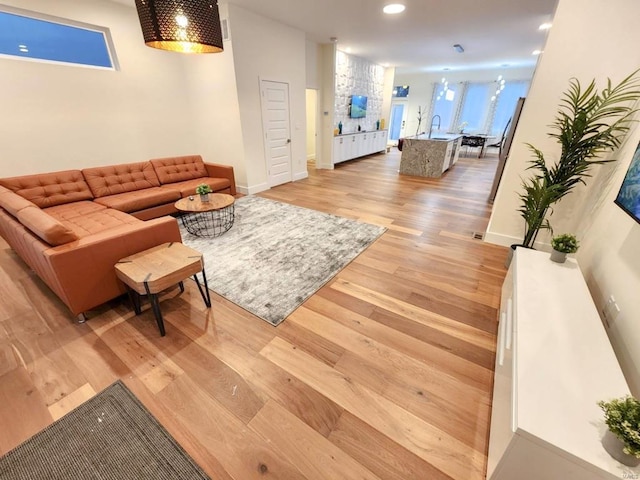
[227,4,307,192]
[0,0,243,177]
[486,0,640,393]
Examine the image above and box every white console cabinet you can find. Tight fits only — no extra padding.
[333,130,387,165]
[488,248,638,479]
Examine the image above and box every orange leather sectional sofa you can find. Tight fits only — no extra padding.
[0,155,236,320]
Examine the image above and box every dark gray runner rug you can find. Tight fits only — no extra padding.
[0,381,209,480]
[181,196,386,326]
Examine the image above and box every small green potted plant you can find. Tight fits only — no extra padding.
[550,233,579,263]
[195,183,213,202]
[598,396,640,466]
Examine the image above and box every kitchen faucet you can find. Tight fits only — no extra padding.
[428,115,441,139]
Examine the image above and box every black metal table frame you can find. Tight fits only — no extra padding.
[126,271,211,336]
[179,204,235,237]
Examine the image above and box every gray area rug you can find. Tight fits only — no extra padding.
[0,381,209,480]
[180,196,386,326]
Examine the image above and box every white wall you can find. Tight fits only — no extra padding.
[381,67,396,139]
[228,4,308,192]
[316,43,336,169]
[0,0,243,176]
[305,40,321,90]
[394,67,535,138]
[305,89,317,160]
[179,3,245,183]
[486,0,640,393]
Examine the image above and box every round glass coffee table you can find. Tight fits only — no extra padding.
[175,194,235,237]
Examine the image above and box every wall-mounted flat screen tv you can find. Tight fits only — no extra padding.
[614,141,640,224]
[350,95,367,118]
[393,85,410,98]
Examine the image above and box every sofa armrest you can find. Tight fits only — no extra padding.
[45,216,182,315]
[204,163,236,195]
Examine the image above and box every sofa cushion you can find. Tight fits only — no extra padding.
[150,155,208,185]
[0,185,37,217]
[83,162,161,198]
[0,170,93,208]
[160,177,232,197]
[16,206,79,246]
[49,207,141,238]
[92,187,181,213]
[44,201,107,220]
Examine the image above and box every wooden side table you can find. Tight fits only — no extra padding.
[114,242,211,336]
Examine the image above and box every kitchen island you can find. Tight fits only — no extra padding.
[399,133,462,178]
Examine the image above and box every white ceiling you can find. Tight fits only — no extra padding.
[112,0,558,74]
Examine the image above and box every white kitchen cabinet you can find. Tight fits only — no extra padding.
[332,130,388,165]
[488,248,638,480]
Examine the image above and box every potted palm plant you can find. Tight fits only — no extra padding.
[598,396,640,466]
[515,70,640,254]
[549,233,579,263]
[195,183,212,202]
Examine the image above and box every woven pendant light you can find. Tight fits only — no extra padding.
[135,0,223,54]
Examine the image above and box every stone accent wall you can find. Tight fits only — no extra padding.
[334,51,385,134]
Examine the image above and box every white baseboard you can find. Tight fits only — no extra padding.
[306,154,315,161]
[483,231,520,247]
[484,230,550,251]
[293,171,308,181]
[236,182,270,195]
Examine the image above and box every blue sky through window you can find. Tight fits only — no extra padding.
[0,10,113,68]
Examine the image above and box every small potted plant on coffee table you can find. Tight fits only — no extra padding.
[195,183,212,203]
[550,233,579,263]
[598,395,640,466]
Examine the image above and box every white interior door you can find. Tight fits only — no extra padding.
[261,80,292,187]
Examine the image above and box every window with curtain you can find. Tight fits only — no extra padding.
[428,79,530,137]
[490,81,529,136]
[431,82,461,134]
[0,6,117,69]
[458,83,493,133]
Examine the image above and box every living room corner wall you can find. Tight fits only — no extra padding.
[486,0,640,393]
[0,0,244,177]
[227,4,307,193]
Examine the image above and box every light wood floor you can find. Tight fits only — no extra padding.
[0,149,508,480]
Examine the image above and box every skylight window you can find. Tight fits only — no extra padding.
[0,5,118,70]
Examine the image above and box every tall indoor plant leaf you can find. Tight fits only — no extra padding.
[519,70,640,248]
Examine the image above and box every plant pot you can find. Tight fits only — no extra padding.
[199,193,210,203]
[602,429,640,466]
[549,249,567,263]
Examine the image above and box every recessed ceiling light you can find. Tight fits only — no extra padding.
[539,23,552,30]
[532,49,543,55]
[383,4,405,14]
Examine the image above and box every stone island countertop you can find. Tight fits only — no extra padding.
[399,134,463,178]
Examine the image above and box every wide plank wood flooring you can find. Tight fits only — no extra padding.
[0,149,508,479]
